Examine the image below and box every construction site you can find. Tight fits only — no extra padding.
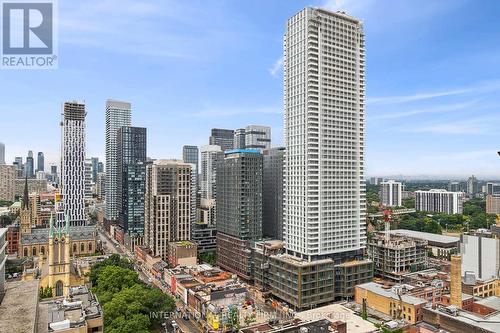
[368,210,428,282]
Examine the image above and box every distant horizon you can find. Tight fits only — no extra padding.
[2,1,500,177]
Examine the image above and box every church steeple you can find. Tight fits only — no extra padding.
[22,176,29,210]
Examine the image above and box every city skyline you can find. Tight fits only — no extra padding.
[2,0,500,178]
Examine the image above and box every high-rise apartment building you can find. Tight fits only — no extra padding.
[467,175,479,195]
[105,99,132,221]
[117,126,147,247]
[234,128,246,149]
[144,160,191,260]
[200,145,223,200]
[245,125,271,150]
[209,128,234,152]
[380,180,403,207]
[415,189,463,214]
[0,165,16,201]
[84,159,93,199]
[263,147,285,240]
[37,152,44,172]
[216,149,263,280]
[61,102,87,226]
[284,8,366,260]
[25,151,34,178]
[0,142,5,165]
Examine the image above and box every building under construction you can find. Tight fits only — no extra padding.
[368,232,428,283]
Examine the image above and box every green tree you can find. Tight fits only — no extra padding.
[94,265,139,304]
[106,314,150,333]
[89,254,134,287]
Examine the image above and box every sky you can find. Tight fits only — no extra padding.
[2,0,500,178]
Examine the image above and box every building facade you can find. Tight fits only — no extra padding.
[145,160,191,261]
[209,128,234,152]
[245,125,271,150]
[36,152,44,172]
[117,126,147,248]
[233,128,246,149]
[415,189,463,214]
[380,180,403,207]
[105,99,132,221]
[486,195,500,214]
[0,165,15,201]
[283,8,366,261]
[25,151,34,178]
[216,149,263,280]
[0,142,4,165]
[200,145,223,200]
[263,147,285,240]
[62,102,87,226]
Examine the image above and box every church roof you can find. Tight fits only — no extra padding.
[21,226,96,245]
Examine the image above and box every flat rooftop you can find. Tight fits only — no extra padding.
[0,280,39,333]
[295,303,378,333]
[385,229,459,246]
[357,282,427,306]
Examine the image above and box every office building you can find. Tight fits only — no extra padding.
[97,161,104,173]
[25,150,34,178]
[117,126,147,248]
[209,128,234,152]
[145,160,191,261]
[283,8,366,261]
[415,189,463,214]
[61,102,87,226]
[380,180,403,207]
[369,177,384,185]
[233,128,246,149]
[467,175,479,195]
[14,156,22,170]
[105,99,132,221]
[36,152,44,172]
[245,125,271,150]
[0,165,15,201]
[182,145,199,167]
[200,145,223,200]
[263,147,285,240]
[216,149,263,280]
[0,143,4,165]
[90,157,99,182]
[192,198,217,253]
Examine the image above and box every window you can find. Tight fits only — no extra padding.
[55,280,64,296]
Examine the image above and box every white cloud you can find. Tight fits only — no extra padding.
[405,115,500,135]
[369,80,500,105]
[369,101,477,120]
[269,57,283,77]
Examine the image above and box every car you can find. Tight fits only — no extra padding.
[182,313,189,321]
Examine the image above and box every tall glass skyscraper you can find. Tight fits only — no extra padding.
[209,128,234,152]
[25,151,34,178]
[117,126,147,247]
[37,152,44,172]
[105,99,132,221]
[284,8,366,260]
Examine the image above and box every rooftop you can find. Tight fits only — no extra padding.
[0,280,39,333]
[295,303,378,333]
[475,296,500,312]
[357,282,428,306]
[385,229,459,245]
